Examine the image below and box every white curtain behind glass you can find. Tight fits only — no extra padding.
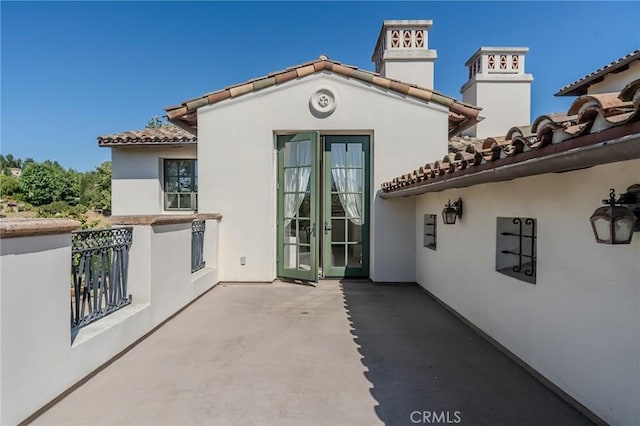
[331,146,363,226]
[284,141,311,226]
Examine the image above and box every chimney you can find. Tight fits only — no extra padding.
[460,47,533,138]
[372,20,437,89]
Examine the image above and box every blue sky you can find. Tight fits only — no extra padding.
[1,1,638,171]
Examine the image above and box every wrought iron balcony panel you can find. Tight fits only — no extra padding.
[71,227,133,335]
[191,219,206,273]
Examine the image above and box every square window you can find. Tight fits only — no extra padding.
[496,217,536,284]
[424,214,437,250]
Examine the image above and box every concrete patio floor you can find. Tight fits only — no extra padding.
[32,281,592,426]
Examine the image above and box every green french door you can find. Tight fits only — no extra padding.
[277,133,369,282]
[322,136,370,278]
[277,133,320,282]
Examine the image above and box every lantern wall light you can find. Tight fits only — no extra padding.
[590,184,640,245]
[442,198,463,225]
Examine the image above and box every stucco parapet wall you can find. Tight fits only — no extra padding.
[0,218,81,239]
[109,213,222,226]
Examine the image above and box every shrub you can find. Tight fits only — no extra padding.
[37,201,70,218]
[0,175,21,197]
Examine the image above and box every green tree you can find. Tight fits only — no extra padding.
[20,162,78,206]
[0,154,26,175]
[79,161,111,215]
[89,161,112,215]
[20,163,59,205]
[146,116,175,129]
[0,174,21,197]
[146,116,164,129]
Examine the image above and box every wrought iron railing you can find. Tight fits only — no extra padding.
[71,227,133,332]
[192,219,206,272]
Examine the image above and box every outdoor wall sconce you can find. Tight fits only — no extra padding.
[590,184,640,244]
[442,198,463,225]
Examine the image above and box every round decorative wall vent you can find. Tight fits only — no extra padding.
[309,88,336,117]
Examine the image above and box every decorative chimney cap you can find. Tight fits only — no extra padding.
[464,47,529,67]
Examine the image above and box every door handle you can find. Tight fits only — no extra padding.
[311,223,316,238]
[324,222,332,234]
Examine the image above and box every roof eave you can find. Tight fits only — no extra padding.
[168,117,198,136]
[163,59,481,131]
[98,141,196,148]
[381,122,640,198]
[555,51,640,97]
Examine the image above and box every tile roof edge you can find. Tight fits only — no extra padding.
[555,50,640,96]
[383,83,640,194]
[382,121,640,197]
[164,58,481,119]
[96,127,197,147]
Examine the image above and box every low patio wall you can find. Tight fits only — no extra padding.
[0,214,221,425]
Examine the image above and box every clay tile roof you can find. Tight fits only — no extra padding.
[382,79,640,196]
[448,135,484,153]
[97,126,196,147]
[164,57,482,137]
[555,50,640,96]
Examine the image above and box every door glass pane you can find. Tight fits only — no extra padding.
[299,167,311,192]
[332,219,346,242]
[331,245,346,267]
[347,143,362,167]
[284,142,297,167]
[331,143,346,168]
[284,194,297,218]
[331,194,345,216]
[284,220,295,239]
[345,169,362,193]
[298,139,312,166]
[284,244,297,269]
[298,219,310,244]
[284,169,297,191]
[298,193,311,218]
[348,221,362,243]
[299,245,311,271]
[348,245,363,267]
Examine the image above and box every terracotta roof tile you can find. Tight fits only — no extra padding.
[207,90,231,104]
[620,79,640,107]
[97,126,196,147]
[164,57,482,137]
[229,82,254,97]
[382,80,640,194]
[555,50,640,96]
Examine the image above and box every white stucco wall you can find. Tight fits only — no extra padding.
[588,60,640,95]
[111,145,197,216]
[196,72,450,282]
[383,60,435,90]
[0,222,220,425]
[462,79,531,138]
[413,159,640,426]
